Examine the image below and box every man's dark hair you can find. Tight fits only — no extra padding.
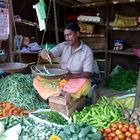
[64,22,80,32]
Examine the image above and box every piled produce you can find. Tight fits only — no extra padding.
[0,73,48,110]
[100,121,140,140]
[30,110,69,125]
[123,108,140,126]
[0,102,32,117]
[71,96,123,129]
[58,123,101,140]
[0,116,62,140]
[105,69,137,91]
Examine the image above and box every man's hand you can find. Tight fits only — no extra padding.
[40,49,49,60]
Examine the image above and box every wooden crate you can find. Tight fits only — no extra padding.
[48,95,86,116]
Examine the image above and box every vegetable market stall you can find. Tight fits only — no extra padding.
[0,65,140,140]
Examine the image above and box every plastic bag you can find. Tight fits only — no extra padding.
[113,14,137,27]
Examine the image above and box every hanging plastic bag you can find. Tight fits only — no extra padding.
[0,0,9,40]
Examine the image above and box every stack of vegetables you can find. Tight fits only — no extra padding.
[58,123,101,140]
[0,73,48,111]
[71,96,123,130]
[100,121,140,140]
[0,116,62,140]
[0,102,32,117]
[123,107,140,126]
[105,69,138,91]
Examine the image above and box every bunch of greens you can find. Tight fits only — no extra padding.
[105,69,138,91]
[0,73,48,110]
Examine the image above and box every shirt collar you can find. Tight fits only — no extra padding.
[74,40,84,52]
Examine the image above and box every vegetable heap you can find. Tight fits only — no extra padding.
[0,73,48,110]
[123,107,140,126]
[0,116,62,140]
[100,121,140,140]
[0,102,32,117]
[58,123,101,140]
[71,96,123,129]
[105,69,138,91]
[31,111,68,125]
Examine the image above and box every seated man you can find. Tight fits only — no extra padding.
[33,22,94,100]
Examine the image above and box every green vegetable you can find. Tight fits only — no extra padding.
[105,69,138,91]
[0,73,48,110]
[71,96,123,129]
[79,126,91,138]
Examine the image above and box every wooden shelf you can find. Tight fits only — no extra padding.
[72,1,106,8]
[80,34,105,38]
[108,50,134,55]
[93,49,105,53]
[110,26,140,31]
[109,0,139,4]
[15,20,38,27]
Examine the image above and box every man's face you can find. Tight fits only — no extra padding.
[64,29,79,46]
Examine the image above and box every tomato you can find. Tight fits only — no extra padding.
[116,129,123,135]
[125,131,132,137]
[129,127,136,134]
[136,130,140,136]
[109,132,116,137]
[100,128,105,133]
[107,136,112,140]
[122,126,128,132]
[117,121,124,124]
[124,123,130,129]
[130,123,136,128]
[113,136,119,140]
[105,128,112,134]
[126,137,132,140]
[103,132,107,137]
[118,123,124,129]
[118,133,125,140]
[132,133,140,140]
[110,122,118,128]
[111,127,117,132]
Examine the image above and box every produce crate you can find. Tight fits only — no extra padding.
[48,95,86,116]
[81,36,105,49]
[78,22,95,34]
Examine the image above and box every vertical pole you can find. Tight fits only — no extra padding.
[53,0,59,44]
[134,67,140,110]
[8,0,14,62]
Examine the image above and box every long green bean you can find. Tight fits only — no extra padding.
[0,73,48,110]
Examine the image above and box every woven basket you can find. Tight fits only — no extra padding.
[78,22,95,34]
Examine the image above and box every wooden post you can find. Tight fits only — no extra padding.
[133,67,140,110]
[8,0,14,62]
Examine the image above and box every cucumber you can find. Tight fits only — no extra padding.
[72,133,79,140]
[79,126,91,138]
[69,124,76,133]
[63,126,71,135]
[59,131,66,140]
[91,126,97,133]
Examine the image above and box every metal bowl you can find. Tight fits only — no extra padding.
[31,65,68,79]
[0,62,28,73]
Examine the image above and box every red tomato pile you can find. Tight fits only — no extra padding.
[100,121,140,140]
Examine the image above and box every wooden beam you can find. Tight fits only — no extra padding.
[8,0,14,62]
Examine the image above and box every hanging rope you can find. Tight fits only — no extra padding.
[53,0,59,44]
[40,0,59,46]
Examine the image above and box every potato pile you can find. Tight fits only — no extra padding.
[123,108,140,126]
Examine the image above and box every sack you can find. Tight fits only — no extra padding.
[113,14,137,27]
